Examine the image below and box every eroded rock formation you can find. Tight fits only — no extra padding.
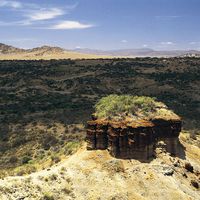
[86,118,182,160]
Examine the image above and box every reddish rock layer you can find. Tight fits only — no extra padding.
[86,118,182,160]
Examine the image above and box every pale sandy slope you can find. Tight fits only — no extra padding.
[0,51,112,60]
[0,135,199,200]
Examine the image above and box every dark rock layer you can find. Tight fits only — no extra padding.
[86,119,182,160]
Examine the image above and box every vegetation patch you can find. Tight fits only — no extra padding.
[0,123,85,178]
[0,58,200,177]
[94,95,179,121]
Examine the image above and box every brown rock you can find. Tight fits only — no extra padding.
[86,117,182,160]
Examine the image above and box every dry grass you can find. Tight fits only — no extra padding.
[0,123,85,178]
[0,51,112,60]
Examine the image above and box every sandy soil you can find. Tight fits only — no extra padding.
[0,136,199,200]
[0,51,112,60]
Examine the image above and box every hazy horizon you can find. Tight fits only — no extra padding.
[2,42,200,52]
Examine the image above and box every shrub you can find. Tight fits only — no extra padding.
[102,160,125,173]
[49,174,58,181]
[62,182,72,195]
[21,156,32,164]
[16,169,26,176]
[9,156,18,164]
[94,95,179,121]
[191,180,199,189]
[94,95,160,119]
[50,155,61,164]
[185,162,194,173]
[42,134,58,150]
[15,165,36,176]
[64,142,80,155]
[43,193,54,200]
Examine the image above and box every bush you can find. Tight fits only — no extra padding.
[9,156,18,164]
[94,95,160,119]
[42,134,58,150]
[102,160,125,173]
[15,165,36,176]
[50,155,61,164]
[43,193,54,200]
[49,174,58,181]
[62,184,72,194]
[21,156,32,164]
[185,162,194,173]
[64,142,80,155]
[191,180,199,189]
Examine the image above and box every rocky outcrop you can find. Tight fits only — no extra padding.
[86,118,182,160]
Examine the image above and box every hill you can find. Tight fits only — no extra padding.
[0,58,199,199]
[0,43,25,54]
[0,139,199,199]
[0,43,110,60]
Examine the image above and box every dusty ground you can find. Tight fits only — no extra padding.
[0,51,111,60]
[0,134,199,200]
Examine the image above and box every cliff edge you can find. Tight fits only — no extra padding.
[86,95,182,160]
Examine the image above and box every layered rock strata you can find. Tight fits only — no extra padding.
[86,118,182,160]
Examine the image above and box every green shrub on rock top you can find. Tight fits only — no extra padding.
[94,95,156,118]
[94,95,177,120]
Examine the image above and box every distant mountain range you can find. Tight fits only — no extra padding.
[73,47,200,57]
[0,43,64,55]
[0,43,26,54]
[0,43,108,60]
[1,43,200,58]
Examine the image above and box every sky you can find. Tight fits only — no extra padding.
[0,0,200,50]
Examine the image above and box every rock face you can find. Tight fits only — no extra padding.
[86,118,182,160]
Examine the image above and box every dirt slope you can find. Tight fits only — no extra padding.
[0,134,199,200]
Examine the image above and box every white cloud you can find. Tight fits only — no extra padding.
[50,21,94,30]
[0,1,78,25]
[143,44,148,47]
[161,41,174,45]
[26,8,64,21]
[121,39,128,43]
[0,2,93,30]
[0,0,22,8]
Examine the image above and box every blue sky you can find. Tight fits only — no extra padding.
[0,0,200,50]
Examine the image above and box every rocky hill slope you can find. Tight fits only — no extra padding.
[0,58,199,175]
[0,58,199,200]
[0,135,199,200]
[0,43,25,54]
[0,43,109,59]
